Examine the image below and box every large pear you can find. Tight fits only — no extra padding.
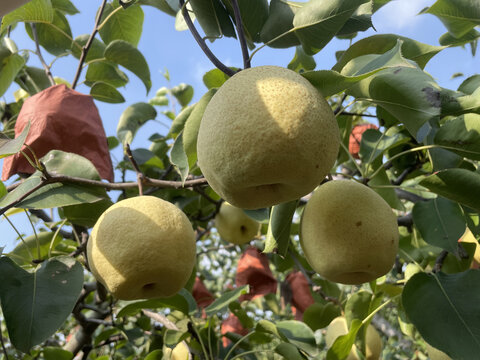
[326,316,382,360]
[214,202,260,245]
[300,180,398,284]
[87,196,196,300]
[197,65,340,210]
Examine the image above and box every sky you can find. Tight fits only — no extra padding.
[0,0,478,250]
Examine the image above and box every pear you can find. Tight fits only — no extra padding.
[214,202,260,245]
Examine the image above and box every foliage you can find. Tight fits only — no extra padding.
[0,0,479,359]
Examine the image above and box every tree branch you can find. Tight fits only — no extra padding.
[179,0,236,77]
[71,0,108,89]
[125,143,145,196]
[231,0,250,69]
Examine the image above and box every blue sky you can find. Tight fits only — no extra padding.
[0,0,478,250]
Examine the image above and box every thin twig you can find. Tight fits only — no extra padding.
[30,23,55,86]
[340,112,377,118]
[230,0,250,69]
[179,0,236,77]
[433,250,449,273]
[143,309,179,330]
[72,0,108,89]
[125,144,145,196]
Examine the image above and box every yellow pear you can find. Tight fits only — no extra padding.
[197,65,340,210]
[300,180,399,284]
[214,202,260,245]
[163,342,190,360]
[425,342,452,360]
[87,196,196,300]
[325,316,382,360]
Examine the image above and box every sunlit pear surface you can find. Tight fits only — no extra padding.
[214,202,260,245]
[300,180,399,284]
[197,65,340,210]
[163,342,190,360]
[87,196,196,300]
[326,316,382,360]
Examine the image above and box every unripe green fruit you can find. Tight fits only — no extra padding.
[300,180,399,284]
[214,202,260,245]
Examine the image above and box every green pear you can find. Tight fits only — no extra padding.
[214,202,260,245]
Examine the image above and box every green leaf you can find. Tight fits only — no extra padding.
[275,342,305,360]
[43,347,74,360]
[434,114,480,160]
[15,66,52,95]
[117,102,157,145]
[170,83,194,107]
[117,288,197,316]
[189,0,236,39]
[420,168,480,213]
[288,46,316,73]
[183,88,217,168]
[459,74,480,95]
[421,0,480,39]
[170,131,189,184]
[144,349,163,360]
[264,200,297,256]
[303,303,341,331]
[62,198,113,228]
[0,53,26,98]
[85,61,129,88]
[202,68,233,89]
[256,319,288,340]
[403,271,480,359]
[168,105,195,138]
[333,34,445,72]
[344,290,372,327]
[441,87,480,117]
[0,256,83,353]
[0,121,30,159]
[439,28,480,47]
[9,231,62,265]
[0,150,108,209]
[51,0,79,15]
[137,0,179,16]
[276,320,318,356]
[293,0,369,55]
[229,301,254,329]
[25,9,72,56]
[99,3,144,46]
[104,40,151,93]
[222,0,269,43]
[0,0,54,33]
[260,0,302,48]
[327,319,363,360]
[205,285,249,316]
[359,129,409,166]
[71,35,106,61]
[90,82,125,103]
[337,2,374,36]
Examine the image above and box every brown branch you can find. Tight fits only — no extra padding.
[71,0,108,89]
[231,0,250,69]
[143,309,179,330]
[125,144,145,196]
[433,250,449,273]
[30,23,55,86]
[179,0,236,77]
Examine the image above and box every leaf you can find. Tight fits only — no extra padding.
[256,319,288,340]
[71,35,106,61]
[24,9,72,56]
[260,0,302,48]
[104,40,151,93]
[170,131,189,184]
[359,129,409,165]
[202,68,233,89]
[421,0,480,39]
[137,0,179,16]
[229,301,254,328]
[9,231,62,265]
[183,88,217,168]
[0,150,108,209]
[117,102,157,146]
[205,285,249,316]
[90,82,125,103]
[221,0,269,43]
[62,198,113,228]
[276,320,318,356]
[170,83,194,107]
[344,290,372,327]
[51,0,79,15]
[337,2,374,36]
[118,289,197,317]
[292,0,369,55]
[420,169,480,213]
[264,200,297,256]
[0,0,54,33]
[189,0,236,39]
[85,61,128,88]
[303,302,341,331]
[0,256,83,353]
[402,271,480,359]
[99,3,144,46]
[43,347,73,360]
[0,121,30,159]
[434,114,480,160]
[439,28,480,47]
[459,74,480,95]
[327,319,363,360]
[167,105,195,138]
[275,342,305,360]
[333,34,445,72]
[0,53,26,98]
[288,46,316,73]
[15,66,52,95]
